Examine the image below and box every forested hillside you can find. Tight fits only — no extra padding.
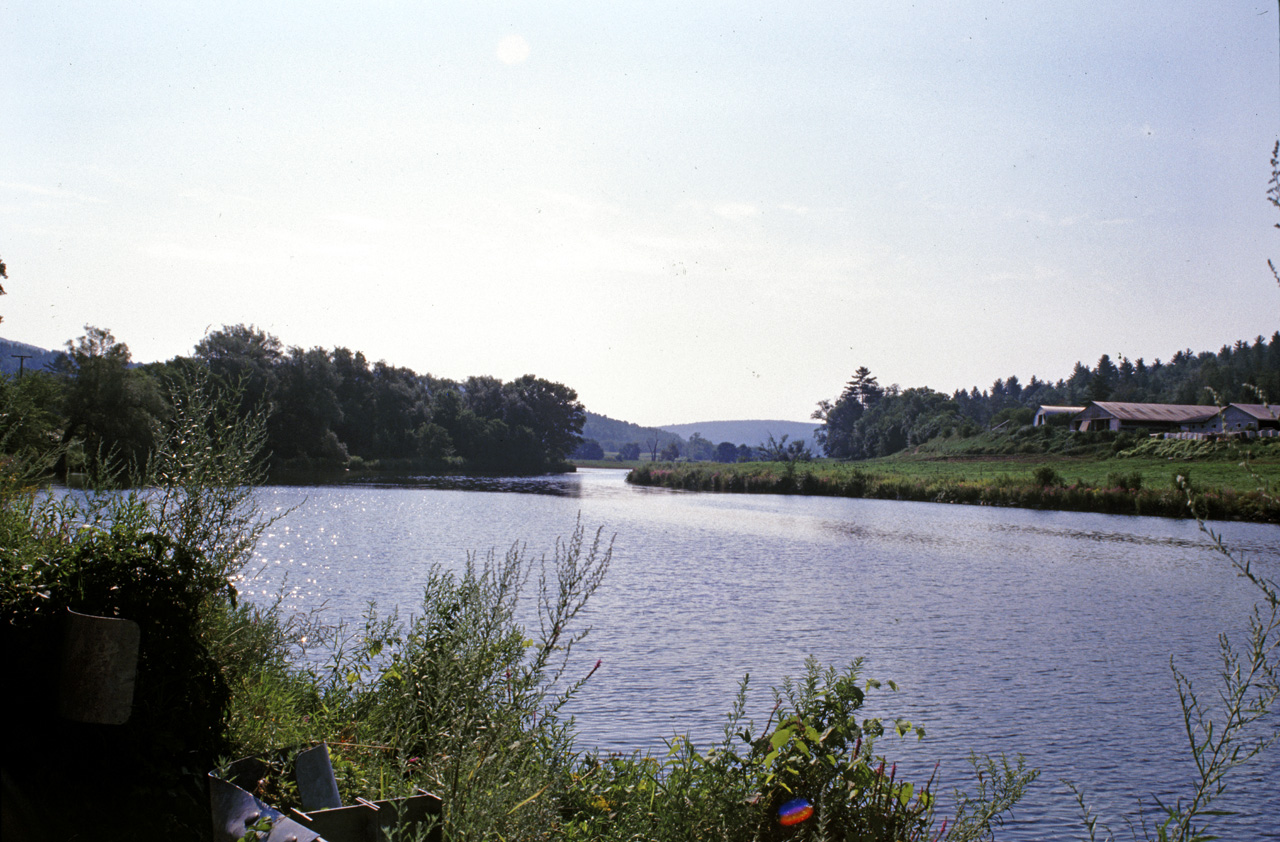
[661,419,820,453]
[0,338,65,376]
[581,412,682,456]
[1,325,586,476]
[814,335,1280,460]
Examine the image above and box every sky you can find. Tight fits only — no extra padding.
[2,2,1278,427]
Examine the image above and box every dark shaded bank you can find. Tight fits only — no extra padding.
[267,460,577,485]
[626,462,1280,523]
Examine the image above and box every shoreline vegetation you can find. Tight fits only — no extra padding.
[622,439,1280,524]
[266,456,578,485]
[2,376,1036,840]
[5,376,1276,841]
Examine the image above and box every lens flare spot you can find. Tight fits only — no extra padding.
[778,797,813,826]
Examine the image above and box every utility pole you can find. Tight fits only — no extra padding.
[11,354,33,378]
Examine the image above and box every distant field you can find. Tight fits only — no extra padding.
[582,443,1280,490]
[623,439,1280,522]
[573,459,644,469]
[862,452,1280,492]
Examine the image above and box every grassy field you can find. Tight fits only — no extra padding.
[572,458,645,470]
[623,437,1280,523]
[861,453,1280,491]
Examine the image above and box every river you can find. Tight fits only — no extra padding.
[243,468,1280,840]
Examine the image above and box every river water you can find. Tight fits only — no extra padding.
[243,468,1280,840]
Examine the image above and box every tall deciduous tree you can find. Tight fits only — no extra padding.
[501,375,586,467]
[272,346,345,462]
[59,325,163,476]
[193,325,283,418]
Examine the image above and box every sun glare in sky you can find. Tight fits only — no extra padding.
[496,34,531,65]
[2,2,1277,427]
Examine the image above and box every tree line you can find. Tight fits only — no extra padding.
[574,427,811,464]
[0,324,587,476]
[814,334,1280,460]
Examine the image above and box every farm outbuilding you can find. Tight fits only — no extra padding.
[1219,403,1280,432]
[1033,405,1085,426]
[1069,402,1219,433]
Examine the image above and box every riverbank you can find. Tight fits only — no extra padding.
[267,457,577,484]
[625,448,1280,522]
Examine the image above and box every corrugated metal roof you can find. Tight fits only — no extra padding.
[1088,402,1219,423]
[1229,403,1280,421]
[1036,405,1085,413]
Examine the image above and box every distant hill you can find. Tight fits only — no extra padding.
[660,419,820,451]
[0,338,64,376]
[581,412,683,453]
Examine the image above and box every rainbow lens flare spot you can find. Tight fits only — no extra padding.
[778,797,814,826]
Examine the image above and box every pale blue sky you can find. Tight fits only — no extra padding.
[2,2,1277,426]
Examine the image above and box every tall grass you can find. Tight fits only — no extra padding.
[626,460,1280,523]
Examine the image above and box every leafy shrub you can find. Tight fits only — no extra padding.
[309,521,614,839]
[559,660,938,842]
[1105,470,1144,491]
[1033,466,1063,487]
[1,369,277,839]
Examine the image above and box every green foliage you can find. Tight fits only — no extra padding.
[763,432,814,463]
[1105,469,1144,492]
[7,323,589,478]
[946,754,1039,842]
[269,520,617,839]
[814,370,958,460]
[5,373,1041,838]
[572,438,605,460]
[581,411,682,457]
[815,335,1280,461]
[0,370,64,459]
[1032,465,1063,487]
[59,325,166,476]
[1,369,277,839]
[557,660,943,842]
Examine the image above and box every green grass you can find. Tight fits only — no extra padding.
[876,433,1279,487]
[626,437,1280,523]
[864,455,1279,493]
[571,458,645,469]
